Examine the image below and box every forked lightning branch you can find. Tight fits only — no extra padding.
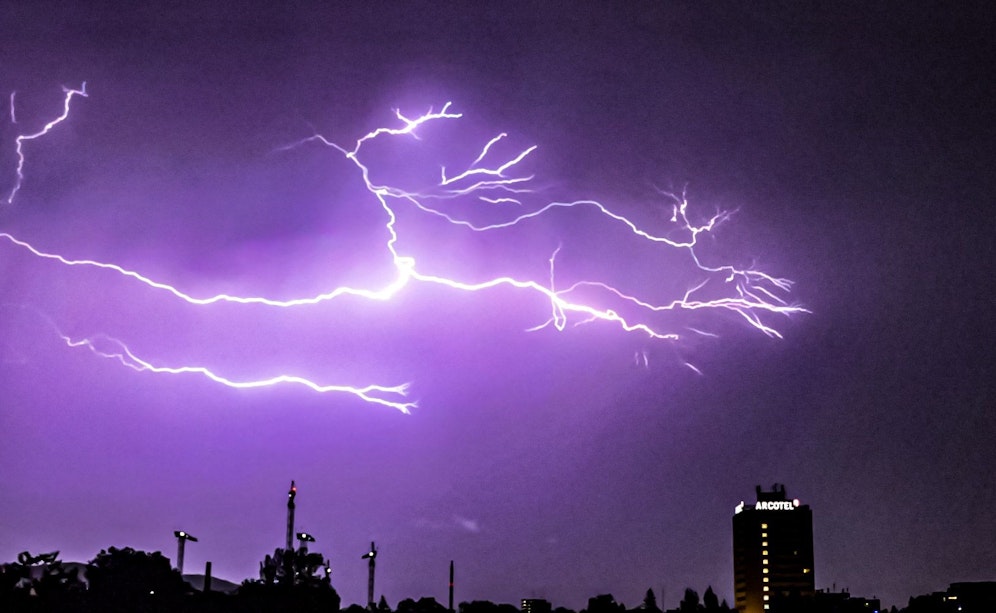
[2,84,807,412]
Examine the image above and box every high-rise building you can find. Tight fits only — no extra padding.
[732,484,814,613]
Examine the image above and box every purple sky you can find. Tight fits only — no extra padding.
[1,2,993,610]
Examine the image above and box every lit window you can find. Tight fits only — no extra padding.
[763,569,769,574]
[763,586,769,592]
[763,595,769,601]
[763,606,770,611]
[762,541,768,546]
[761,523,768,529]
[761,532,768,538]
[762,550,768,555]
[803,568,811,574]
[763,577,769,583]
[763,559,769,565]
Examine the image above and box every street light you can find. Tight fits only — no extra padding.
[296,532,316,548]
[173,530,198,575]
[362,541,377,609]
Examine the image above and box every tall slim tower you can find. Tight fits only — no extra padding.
[732,484,814,613]
[286,480,297,551]
[448,560,455,612]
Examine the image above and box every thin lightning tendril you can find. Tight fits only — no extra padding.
[5,83,87,205]
[2,86,807,413]
[62,334,413,412]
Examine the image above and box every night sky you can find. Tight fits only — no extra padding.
[1,2,993,610]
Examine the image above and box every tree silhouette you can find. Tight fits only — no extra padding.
[586,593,625,613]
[398,597,419,613]
[0,557,30,611]
[399,596,448,613]
[642,588,661,613]
[460,600,521,613]
[86,546,189,612]
[256,547,329,587]
[678,588,700,612]
[28,556,86,610]
[702,586,719,612]
[239,547,340,612]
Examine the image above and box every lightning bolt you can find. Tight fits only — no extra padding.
[2,86,807,413]
[62,333,415,413]
[5,83,87,205]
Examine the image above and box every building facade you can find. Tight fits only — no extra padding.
[732,484,814,613]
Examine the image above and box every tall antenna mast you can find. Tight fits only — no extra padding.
[286,480,297,551]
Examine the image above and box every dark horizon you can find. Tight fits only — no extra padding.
[3,480,989,611]
[1,3,993,611]
[5,543,993,612]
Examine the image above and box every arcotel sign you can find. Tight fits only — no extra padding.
[755,500,800,511]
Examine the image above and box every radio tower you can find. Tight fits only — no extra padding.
[286,481,297,551]
[362,541,377,609]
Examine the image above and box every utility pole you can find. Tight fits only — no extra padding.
[448,560,455,613]
[204,561,212,592]
[361,541,377,609]
[173,531,197,575]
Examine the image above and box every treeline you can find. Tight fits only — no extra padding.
[2,547,339,612]
[1,548,734,613]
[4,547,951,613]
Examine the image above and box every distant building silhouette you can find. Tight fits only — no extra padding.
[944,581,996,611]
[812,587,880,613]
[907,581,996,612]
[522,599,552,613]
[732,484,814,613]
